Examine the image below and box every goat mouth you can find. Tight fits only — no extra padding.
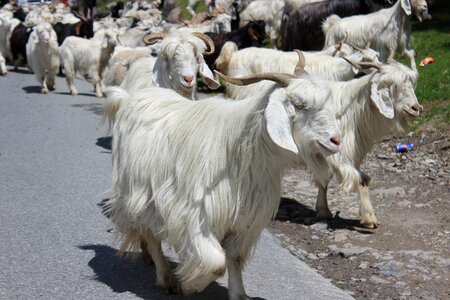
[403,108,420,117]
[317,141,340,155]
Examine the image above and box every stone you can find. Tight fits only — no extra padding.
[358,261,369,269]
[369,275,390,284]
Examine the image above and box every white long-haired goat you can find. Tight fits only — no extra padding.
[26,22,60,93]
[59,29,119,97]
[323,0,431,70]
[0,14,20,75]
[104,58,342,298]
[104,29,220,125]
[215,42,372,99]
[313,59,422,228]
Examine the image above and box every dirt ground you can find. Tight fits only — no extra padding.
[268,122,449,300]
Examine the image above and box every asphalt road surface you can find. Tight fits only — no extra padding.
[0,69,353,300]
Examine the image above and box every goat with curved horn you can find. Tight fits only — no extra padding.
[143,33,168,45]
[215,71,295,88]
[192,32,215,55]
[293,50,308,76]
[342,57,383,70]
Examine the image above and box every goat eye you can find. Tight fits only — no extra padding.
[294,102,305,110]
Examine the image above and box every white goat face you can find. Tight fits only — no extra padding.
[268,80,341,157]
[36,23,53,45]
[371,64,422,130]
[170,42,200,90]
[410,0,431,22]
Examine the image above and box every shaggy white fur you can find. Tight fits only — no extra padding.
[323,0,430,70]
[314,61,422,228]
[26,22,60,93]
[104,72,341,298]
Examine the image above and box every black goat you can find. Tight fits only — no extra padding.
[52,17,94,46]
[204,20,267,70]
[281,0,391,51]
[9,23,32,69]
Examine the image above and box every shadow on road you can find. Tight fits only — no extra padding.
[71,103,104,116]
[275,197,374,234]
[22,85,43,94]
[96,136,112,151]
[78,244,233,299]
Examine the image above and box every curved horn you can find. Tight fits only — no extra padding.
[215,71,295,88]
[342,57,383,70]
[293,50,308,76]
[348,42,366,53]
[335,31,349,50]
[192,32,215,55]
[143,33,167,45]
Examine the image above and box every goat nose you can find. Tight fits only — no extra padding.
[412,104,423,112]
[330,136,341,147]
[183,76,194,84]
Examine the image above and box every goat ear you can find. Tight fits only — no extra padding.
[346,52,364,74]
[101,36,108,48]
[152,57,166,87]
[370,76,395,119]
[198,57,220,90]
[265,90,298,154]
[401,0,412,15]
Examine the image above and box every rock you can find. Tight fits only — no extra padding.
[358,261,369,269]
[311,235,320,240]
[425,158,437,166]
[377,154,389,159]
[397,200,411,208]
[334,231,347,243]
[307,253,319,260]
[328,244,370,258]
[369,275,390,284]
[371,187,405,198]
[317,252,328,259]
[373,260,406,277]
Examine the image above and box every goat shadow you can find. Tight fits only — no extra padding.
[22,85,43,94]
[71,103,105,116]
[78,244,238,300]
[55,91,98,98]
[96,136,112,151]
[275,197,374,234]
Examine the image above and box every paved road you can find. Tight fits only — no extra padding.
[0,69,353,300]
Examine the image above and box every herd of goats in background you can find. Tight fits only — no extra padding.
[0,0,432,298]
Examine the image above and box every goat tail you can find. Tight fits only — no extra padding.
[103,86,130,132]
[322,14,341,34]
[214,41,238,74]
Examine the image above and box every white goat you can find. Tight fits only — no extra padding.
[215,42,367,99]
[104,63,341,298]
[0,14,20,75]
[103,29,220,125]
[239,0,284,41]
[313,59,423,228]
[323,0,431,70]
[26,22,60,94]
[102,45,161,87]
[59,29,118,97]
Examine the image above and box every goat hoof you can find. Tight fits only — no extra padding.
[41,88,49,94]
[157,274,178,295]
[316,209,333,220]
[141,252,153,265]
[71,91,78,96]
[360,214,378,229]
[229,293,251,300]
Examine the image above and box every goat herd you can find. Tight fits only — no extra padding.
[0,0,432,299]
